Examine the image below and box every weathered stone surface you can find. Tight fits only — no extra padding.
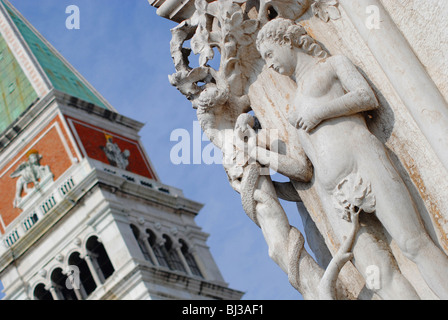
[151,0,448,299]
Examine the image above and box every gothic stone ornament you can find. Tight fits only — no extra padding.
[100,135,130,170]
[11,151,53,209]
[257,0,340,24]
[168,0,332,299]
[311,0,341,22]
[166,0,448,300]
[167,0,355,299]
[257,0,312,24]
[168,0,259,135]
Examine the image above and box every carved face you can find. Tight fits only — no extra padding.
[28,153,39,165]
[259,41,296,77]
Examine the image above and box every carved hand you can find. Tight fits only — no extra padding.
[293,106,322,133]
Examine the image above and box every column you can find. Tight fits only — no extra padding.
[48,286,60,300]
[84,254,104,287]
[143,237,160,266]
[339,0,448,172]
[175,243,192,275]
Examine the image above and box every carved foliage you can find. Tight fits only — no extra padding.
[333,173,376,222]
[311,0,341,22]
[169,0,259,116]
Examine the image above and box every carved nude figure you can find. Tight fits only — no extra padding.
[255,18,448,299]
[196,93,344,298]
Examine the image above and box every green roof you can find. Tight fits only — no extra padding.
[0,0,109,133]
[0,32,38,133]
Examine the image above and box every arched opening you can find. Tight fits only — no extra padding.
[50,268,77,300]
[68,252,97,297]
[86,236,114,281]
[130,225,153,263]
[147,229,170,268]
[163,234,186,272]
[179,239,203,278]
[33,283,53,300]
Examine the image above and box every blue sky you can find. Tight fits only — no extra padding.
[5,0,306,300]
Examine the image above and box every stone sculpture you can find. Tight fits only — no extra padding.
[164,0,448,299]
[100,135,130,170]
[11,151,53,209]
[256,17,448,299]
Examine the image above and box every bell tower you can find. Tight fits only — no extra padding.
[0,0,243,300]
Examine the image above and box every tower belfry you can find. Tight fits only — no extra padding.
[0,0,243,300]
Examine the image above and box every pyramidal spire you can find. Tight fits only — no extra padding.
[0,0,113,134]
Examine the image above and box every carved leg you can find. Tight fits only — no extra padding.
[370,171,448,299]
[319,182,420,300]
[352,213,420,300]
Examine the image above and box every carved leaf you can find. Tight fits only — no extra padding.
[326,5,341,20]
[195,0,208,13]
[218,0,237,19]
[241,19,259,35]
[191,26,207,54]
[191,25,215,66]
[187,67,210,82]
[230,11,243,27]
[317,9,329,22]
[333,173,376,222]
[193,0,209,26]
[311,0,341,22]
[239,34,254,46]
[201,47,215,66]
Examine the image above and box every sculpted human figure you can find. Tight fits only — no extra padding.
[189,75,343,297]
[255,18,448,299]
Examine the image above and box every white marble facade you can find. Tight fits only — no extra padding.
[0,98,243,300]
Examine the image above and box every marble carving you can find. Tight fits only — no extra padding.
[11,151,53,209]
[165,0,448,299]
[101,136,130,170]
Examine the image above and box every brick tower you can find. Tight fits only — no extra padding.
[0,0,243,300]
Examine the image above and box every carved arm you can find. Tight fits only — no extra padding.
[251,145,313,182]
[246,126,313,182]
[314,55,379,122]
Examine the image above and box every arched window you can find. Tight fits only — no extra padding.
[163,235,186,273]
[179,239,203,278]
[86,236,114,281]
[130,225,153,263]
[68,252,97,297]
[147,229,170,269]
[51,268,78,300]
[33,283,53,300]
